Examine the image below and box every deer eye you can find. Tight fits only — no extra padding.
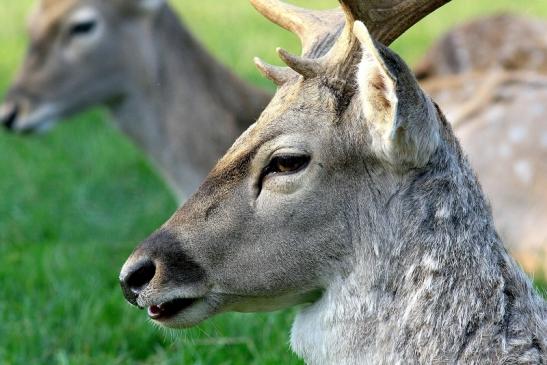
[264,154,310,177]
[255,153,311,196]
[69,20,97,37]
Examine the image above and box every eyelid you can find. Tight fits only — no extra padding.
[269,146,310,159]
[68,7,99,26]
[270,152,305,161]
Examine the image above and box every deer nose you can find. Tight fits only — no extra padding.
[0,102,19,131]
[120,259,156,306]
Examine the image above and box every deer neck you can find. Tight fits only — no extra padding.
[291,149,545,364]
[110,6,271,201]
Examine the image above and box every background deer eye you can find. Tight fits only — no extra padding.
[69,20,97,37]
[266,155,310,176]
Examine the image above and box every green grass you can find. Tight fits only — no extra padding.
[0,1,546,364]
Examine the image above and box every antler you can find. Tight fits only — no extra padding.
[252,0,451,85]
[341,0,451,46]
[251,0,345,82]
[250,0,345,57]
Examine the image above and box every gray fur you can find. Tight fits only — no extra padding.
[121,18,547,365]
[417,14,547,276]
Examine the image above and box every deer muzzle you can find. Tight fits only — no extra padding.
[119,229,211,325]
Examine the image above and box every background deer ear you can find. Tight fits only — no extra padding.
[353,21,440,167]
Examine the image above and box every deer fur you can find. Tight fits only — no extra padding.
[416,14,547,277]
[415,13,547,80]
[0,0,271,200]
[120,2,547,364]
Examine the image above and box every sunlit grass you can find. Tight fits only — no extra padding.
[0,1,545,364]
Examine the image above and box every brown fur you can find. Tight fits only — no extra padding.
[370,72,391,110]
[31,0,77,38]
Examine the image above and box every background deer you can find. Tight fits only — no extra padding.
[120,1,546,364]
[416,13,547,276]
[0,0,271,200]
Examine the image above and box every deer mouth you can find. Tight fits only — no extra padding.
[7,104,61,134]
[147,297,201,321]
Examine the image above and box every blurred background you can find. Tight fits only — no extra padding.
[0,1,546,364]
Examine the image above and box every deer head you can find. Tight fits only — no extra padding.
[0,0,166,132]
[120,0,453,331]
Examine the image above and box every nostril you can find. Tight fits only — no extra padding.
[125,260,156,295]
[1,103,18,130]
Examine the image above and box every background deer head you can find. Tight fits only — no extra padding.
[0,0,167,132]
[0,0,272,200]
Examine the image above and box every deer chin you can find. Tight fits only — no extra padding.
[146,297,213,328]
[137,290,215,328]
[141,289,322,329]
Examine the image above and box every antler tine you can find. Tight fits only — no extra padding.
[314,3,358,72]
[251,0,344,56]
[254,57,298,86]
[251,0,346,83]
[339,0,451,45]
[250,0,306,36]
[253,0,451,85]
[276,48,322,79]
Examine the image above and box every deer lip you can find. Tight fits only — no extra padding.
[147,298,199,320]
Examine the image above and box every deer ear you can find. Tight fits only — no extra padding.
[353,21,439,166]
[354,21,397,138]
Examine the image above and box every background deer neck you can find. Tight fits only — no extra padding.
[110,6,272,201]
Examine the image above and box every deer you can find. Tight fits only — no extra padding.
[119,0,547,363]
[415,13,547,80]
[415,13,547,277]
[0,0,271,201]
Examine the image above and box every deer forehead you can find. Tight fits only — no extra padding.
[29,0,80,39]
[30,0,118,41]
[207,87,339,187]
[269,78,342,115]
